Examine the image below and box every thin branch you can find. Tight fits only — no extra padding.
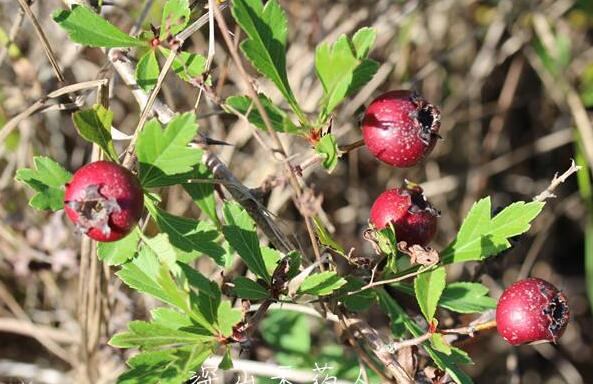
[16,0,65,82]
[347,266,433,296]
[533,160,581,202]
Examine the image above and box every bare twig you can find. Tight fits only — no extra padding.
[533,160,581,202]
[16,0,65,82]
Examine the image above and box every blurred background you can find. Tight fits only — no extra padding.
[1,0,593,383]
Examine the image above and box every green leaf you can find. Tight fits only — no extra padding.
[351,27,376,59]
[218,348,233,370]
[109,320,212,349]
[430,333,452,355]
[160,0,190,39]
[225,94,299,133]
[439,282,497,314]
[315,29,379,118]
[262,246,282,276]
[313,217,345,254]
[117,350,179,384]
[182,164,218,223]
[72,105,118,160]
[579,63,593,107]
[233,277,270,300]
[260,310,311,354]
[160,47,206,82]
[52,5,143,48]
[177,262,218,298]
[136,113,202,188]
[298,271,347,296]
[414,266,446,322]
[377,289,474,384]
[216,301,242,337]
[222,202,270,281]
[230,0,304,120]
[136,50,160,91]
[146,202,226,265]
[442,197,544,264]
[144,233,180,274]
[315,134,339,172]
[116,246,188,311]
[15,156,72,211]
[339,278,376,312]
[151,307,193,329]
[98,227,140,265]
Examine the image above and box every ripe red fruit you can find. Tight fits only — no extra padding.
[362,90,441,167]
[496,278,569,345]
[64,161,144,242]
[369,185,439,246]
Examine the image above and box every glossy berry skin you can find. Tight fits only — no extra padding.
[496,278,569,345]
[64,161,144,242]
[369,186,439,246]
[362,90,441,167]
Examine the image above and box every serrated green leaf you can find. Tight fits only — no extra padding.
[137,113,202,188]
[160,0,190,39]
[315,134,339,172]
[298,271,347,296]
[315,29,378,118]
[52,5,143,48]
[109,320,212,349]
[233,277,270,300]
[72,105,118,160]
[98,227,140,265]
[160,47,206,82]
[442,197,544,264]
[261,310,311,354]
[222,202,270,281]
[116,246,188,310]
[151,307,193,329]
[377,289,474,384]
[15,156,72,211]
[414,266,446,322]
[136,50,160,91]
[218,348,233,370]
[439,282,497,314]
[225,94,299,133]
[216,301,242,337]
[430,333,452,355]
[144,233,180,274]
[177,262,217,298]
[339,278,376,312]
[182,164,218,224]
[146,201,225,265]
[231,0,304,120]
[117,350,179,384]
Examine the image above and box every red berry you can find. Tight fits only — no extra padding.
[496,278,569,345]
[362,90,441,167]
[369,185,439,246]
[64,161,144,242]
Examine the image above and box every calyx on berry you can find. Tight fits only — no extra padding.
[362,90,441,167]
[64,161,144,242]
[369,183,439,246]
[496,278,569,345]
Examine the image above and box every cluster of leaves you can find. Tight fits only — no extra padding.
[14,1,550,383]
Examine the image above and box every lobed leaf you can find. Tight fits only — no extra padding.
[98,227,141,266]
[15,156,71,211]
[136,113,202,188]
